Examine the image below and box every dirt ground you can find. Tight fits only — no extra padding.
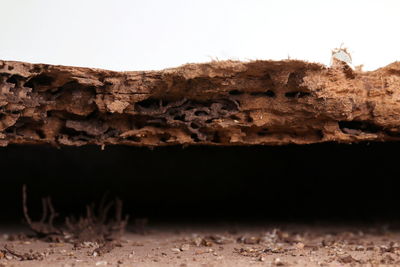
[1,223,400,266]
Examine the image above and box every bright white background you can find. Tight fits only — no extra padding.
[0,0,399,71]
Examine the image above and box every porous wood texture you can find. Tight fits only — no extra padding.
[1,59,400,146]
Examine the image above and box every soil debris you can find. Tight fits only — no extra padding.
[192,234,235,247]
[0,244,45,261]
[337,254,358,264]
[1,225,400,266]
[92,241,122,257]
[233,247,266,258]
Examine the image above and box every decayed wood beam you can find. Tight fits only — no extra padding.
[0,59,400,147]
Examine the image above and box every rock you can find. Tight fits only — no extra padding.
[274,257,286,266]
[338,254,357,264]
[180,244,190,251]
[295,242,305,249]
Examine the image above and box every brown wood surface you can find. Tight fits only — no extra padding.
[1,59,400,146]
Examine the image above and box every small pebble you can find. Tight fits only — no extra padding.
[274,257,285,266]
[180,244,190,251]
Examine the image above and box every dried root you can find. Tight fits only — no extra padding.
[21,185,129,254]
[22,185,61,240]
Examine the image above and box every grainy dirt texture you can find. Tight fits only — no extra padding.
[1,224,400,266]
[1,59,400,146]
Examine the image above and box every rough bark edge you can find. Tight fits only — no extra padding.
[1,59,400,147]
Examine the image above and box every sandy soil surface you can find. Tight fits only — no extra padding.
[1,223,400,266]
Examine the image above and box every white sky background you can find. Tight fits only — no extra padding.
[0,0,399,71]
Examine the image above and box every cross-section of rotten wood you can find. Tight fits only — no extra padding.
[1,59,400,146]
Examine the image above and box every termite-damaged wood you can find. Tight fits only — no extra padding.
[1,59,400,146]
